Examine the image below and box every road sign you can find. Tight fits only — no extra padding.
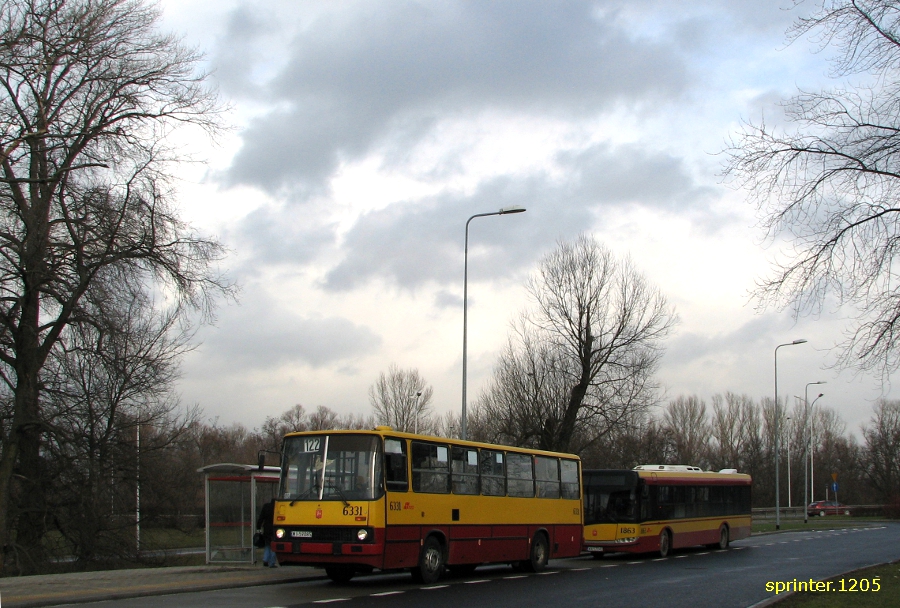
[832,482,839,493]
[831,472,838,482]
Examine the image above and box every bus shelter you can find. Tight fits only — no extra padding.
[198,463,280,564]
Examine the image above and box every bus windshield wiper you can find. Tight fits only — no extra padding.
[289,485,319,506]
[325,482,350,507]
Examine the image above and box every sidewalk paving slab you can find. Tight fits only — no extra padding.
[0,564,323,608]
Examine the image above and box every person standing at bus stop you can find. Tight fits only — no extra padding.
[257,499,277,567]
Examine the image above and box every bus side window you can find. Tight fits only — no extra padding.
[384,438,408,492]
[480,450,505,496]
[507,452,534,498]
[534,456,560,498]
[656,485,673,519]
[560,459,579,499]
[640,483,650,521]
[673,486,686,519]
[451,447,479,495]
[411,441,451,493]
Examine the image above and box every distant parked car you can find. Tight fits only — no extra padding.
[807,500,851,516]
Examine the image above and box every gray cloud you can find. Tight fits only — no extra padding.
[559,142,717,210]
[219,0,691,194]
[320,142,716,293]
[666,314,800,367]
[321,175,586,293]
[226,203,337,274]
[199,293,382,371]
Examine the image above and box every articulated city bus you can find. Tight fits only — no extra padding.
[582,465,751,558]
[270,428,582,583]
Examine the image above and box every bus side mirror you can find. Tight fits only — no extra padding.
[258,452,266,471]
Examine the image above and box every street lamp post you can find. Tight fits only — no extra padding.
[412,391,423,435]
[462,206,526,440]
[803,382,825,524]
[774,339,807,530]
[786,415,792,510]
[808,393,824,502]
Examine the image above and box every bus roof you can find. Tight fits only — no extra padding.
[281,428,580,460]
[585,467,752,485]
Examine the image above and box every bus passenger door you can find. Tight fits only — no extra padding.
[383,437,419,569]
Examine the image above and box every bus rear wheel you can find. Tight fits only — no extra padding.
[412,536,445,584]
[522,532,549,573]
[658,530,671,558]
[712,525,729,550]
[325,565,355,584]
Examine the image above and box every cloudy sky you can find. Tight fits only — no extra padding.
[155,0,892,438]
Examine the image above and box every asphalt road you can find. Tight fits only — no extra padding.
[57,524,900,608]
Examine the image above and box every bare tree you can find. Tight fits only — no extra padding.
[479,235,676,453]
[724,0,900,374]
[368,364,434,433]
[579,408,671,469]
[434,409,461,439]
[663,395,710,467]
[36,284,196,565]
[709,393,746,470]
[862,399,900,502]
[258,404,374,460]
[474,325,574,447]
[0,0,230,572]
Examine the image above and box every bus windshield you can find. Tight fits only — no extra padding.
[280,434,383,501]
[583,470,639,525]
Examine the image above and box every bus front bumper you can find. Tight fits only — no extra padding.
[584,537,641,553]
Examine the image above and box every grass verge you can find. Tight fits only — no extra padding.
[751,517,884,535]
[769,560,900,607]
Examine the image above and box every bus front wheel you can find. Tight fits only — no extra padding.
[658,530,671,558]
[412,536,445,584]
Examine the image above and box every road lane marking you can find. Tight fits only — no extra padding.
[538,571,558,575]
[371,591,404,596]
[422,585,448,590]
[503,575,528,579]
[314,600,350,604]
[465,579,490,584]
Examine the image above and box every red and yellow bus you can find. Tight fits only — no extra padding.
[270,428,582,582]
[582,465,751,558]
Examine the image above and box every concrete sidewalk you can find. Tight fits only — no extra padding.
[0,564,323,608]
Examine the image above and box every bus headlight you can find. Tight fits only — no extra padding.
[275,528,285,539]
[357,529,369,541]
